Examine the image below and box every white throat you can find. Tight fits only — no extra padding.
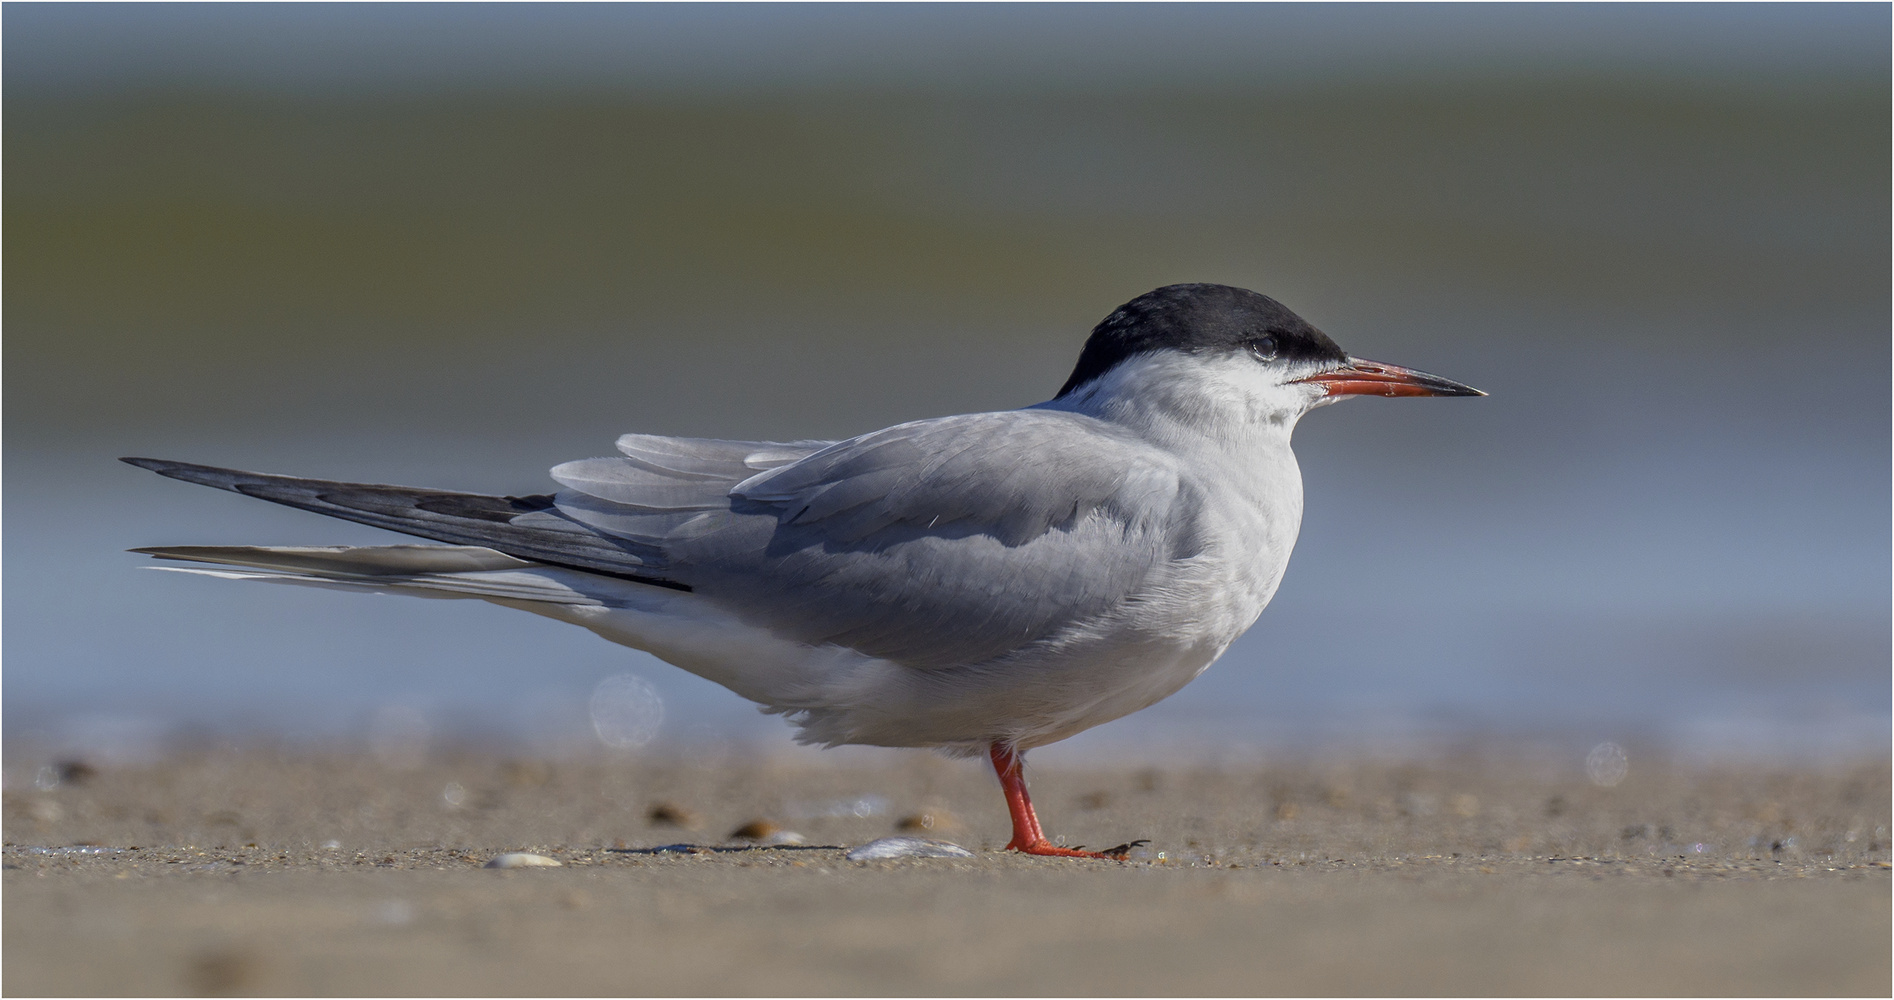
[1038,350,1324,457]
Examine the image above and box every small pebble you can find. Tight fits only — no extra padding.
[761,830,808,847]
[895,809,958,832]
[647,802,699,828]
[846,836,975,861]
[729,819,780,840]
[485,852,562,869]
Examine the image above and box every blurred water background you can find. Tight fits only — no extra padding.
[5,5,1888,767]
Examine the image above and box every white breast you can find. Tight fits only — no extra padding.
[988,350,1312,746]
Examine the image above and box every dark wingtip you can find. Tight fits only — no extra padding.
[119,457,255,493]
[122,456,215,481]
[122,456,218,477]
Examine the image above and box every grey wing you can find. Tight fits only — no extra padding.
[555,411,1200,668]
[548,433,831,541]
[124,434,834,593]
[122,457,692,591]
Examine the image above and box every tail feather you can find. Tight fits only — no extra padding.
[122,457,690,592]
[132,543,537,576]
[135,544,617,606]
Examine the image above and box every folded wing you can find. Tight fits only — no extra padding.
[557,411,1201,668]
[121,457,694,590]
[132,413,1199,672]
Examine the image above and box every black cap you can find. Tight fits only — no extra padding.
[1056,284,1347,399]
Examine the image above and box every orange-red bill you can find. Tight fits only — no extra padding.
[1294,358,1485,398]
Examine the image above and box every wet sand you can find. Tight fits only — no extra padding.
[4,746,1888,996]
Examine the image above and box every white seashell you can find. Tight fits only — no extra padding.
[485,852,562,868]
[845,836,975,861]
[760,830,809,847]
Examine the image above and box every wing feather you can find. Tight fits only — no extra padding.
[675,410,1200,668]
[120,457,684,590]
[131,413,1197,672]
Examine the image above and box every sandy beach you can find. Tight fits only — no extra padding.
[3,745,1887,996]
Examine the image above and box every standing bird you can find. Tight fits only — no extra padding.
[126,283,1481,858]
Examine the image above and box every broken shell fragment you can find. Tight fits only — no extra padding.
[484,852,562,869]
[845,837,975,861]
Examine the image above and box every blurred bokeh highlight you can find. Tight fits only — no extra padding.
[6,4,1887,764]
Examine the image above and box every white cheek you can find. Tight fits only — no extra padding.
[1214,361,1312,425]
[1045,351,1319,435]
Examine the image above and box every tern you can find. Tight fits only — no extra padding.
[126,283,1481,858]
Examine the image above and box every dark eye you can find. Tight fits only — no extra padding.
[1247,336,1278,362]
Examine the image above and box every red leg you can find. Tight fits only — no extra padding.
[989,742,1128,860]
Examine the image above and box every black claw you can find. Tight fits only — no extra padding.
[1100,839,1151,858]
